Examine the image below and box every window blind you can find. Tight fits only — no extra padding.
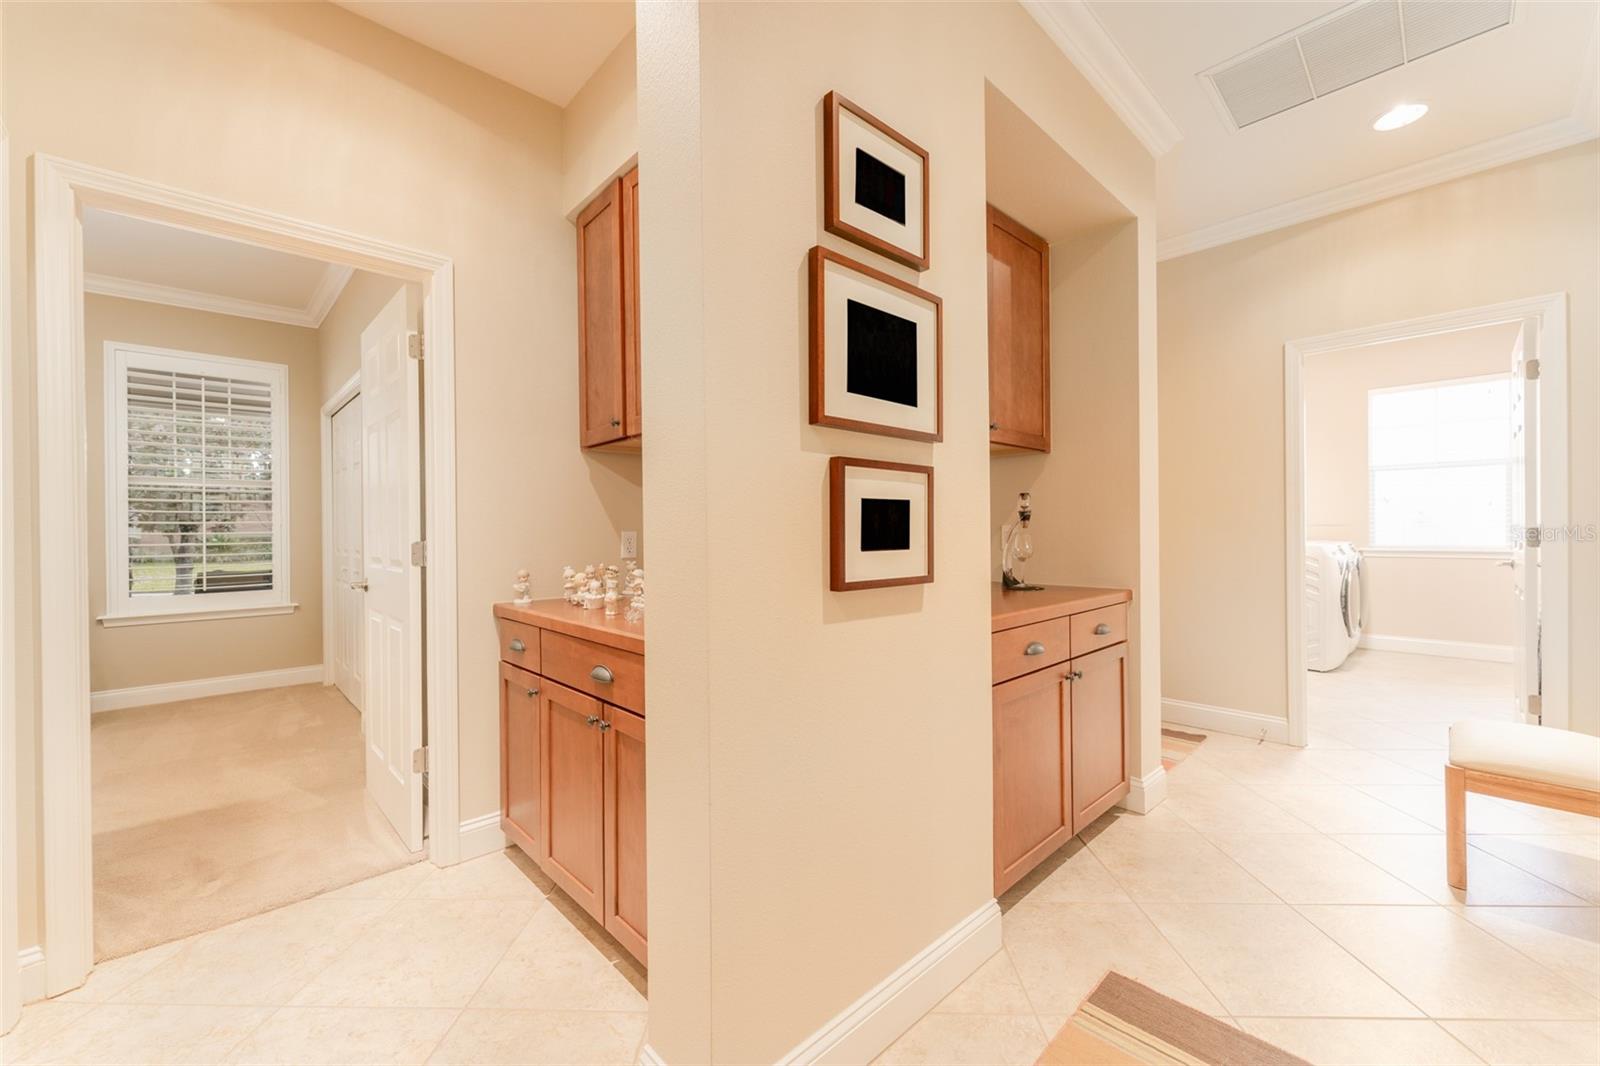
[123,363,277,597]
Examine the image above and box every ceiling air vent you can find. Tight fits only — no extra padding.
[1201,0,1516,130]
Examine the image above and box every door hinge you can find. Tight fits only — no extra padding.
[1524,357,1540,381]
[407,332,424,361]
[411,540,428,566]
[1525,526,1542,549]
[1528,693,1543,725]
[412,746,428,773]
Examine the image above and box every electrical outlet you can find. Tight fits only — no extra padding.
[620,531,638,558]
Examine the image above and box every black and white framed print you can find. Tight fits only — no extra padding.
[808,246,942,442]
[823,91,929,270]
[828,457,934,591]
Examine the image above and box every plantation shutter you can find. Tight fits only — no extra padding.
[122,357,279,598]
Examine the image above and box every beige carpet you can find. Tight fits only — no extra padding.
[92,683,420,961]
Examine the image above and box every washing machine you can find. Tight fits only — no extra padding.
[1305,540,1364,672]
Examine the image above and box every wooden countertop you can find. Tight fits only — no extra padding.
[494,599,645,655]
[992,583,1131,632]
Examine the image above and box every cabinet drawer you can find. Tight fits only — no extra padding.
[496,617,541,672]
[1070,604,1126,657]
[541,630,645,715]
[992,616,1072,684]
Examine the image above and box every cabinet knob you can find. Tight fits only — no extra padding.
[585,714,601,726]
[989,421,999,431]
[610,418,621,428]
[1094,623,1111,636]
[526,687,539,698]
[590,665,615,684]
[1024,641,1046,656]
[509,638,526,653]
[598,719,612,732]
[1064,668,1083,682]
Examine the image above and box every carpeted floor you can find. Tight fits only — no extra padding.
[92,683,421,961]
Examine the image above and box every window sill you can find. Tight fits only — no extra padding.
[98,603,299,628]
[1361,548,1512,561]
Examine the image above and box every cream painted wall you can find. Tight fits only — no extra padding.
[316,269,407,404]
[1305,325,1519,649]
[84,295,324,691]
[561,30,636,218]
[4,2,640,948]
[1160,143,1598,735]
[637,2,1158,1060]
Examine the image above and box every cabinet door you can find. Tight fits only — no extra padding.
[541,679,606,920]
[577,179,627,447]
[603,705,647,964]
[1071,642,1129,834]
[499,662,542,857]
[993,665,1072,895]
[986,205,1050,452]
[621,165,642,439]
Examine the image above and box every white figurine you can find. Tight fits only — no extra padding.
[581,577,604,610]
[625,590,645,624]
[512,568,532,606]
[561,566,580,605]
[604,589,620,617]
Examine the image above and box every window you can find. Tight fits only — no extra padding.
[104,342,290,620]
[1368,375,1511,551]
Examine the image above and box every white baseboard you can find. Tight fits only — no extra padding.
[1162,698,1290,745]
[777,899,1002,1065]
[1120,765,1168,813]
[18,946,45,1004]
[637,1044,667,1066]
[1359,634,1513,663]
[90,665,325,713]
[457,812,507,862]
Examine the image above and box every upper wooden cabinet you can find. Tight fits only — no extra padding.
[576,166,641,448]
[986,205,1050,453]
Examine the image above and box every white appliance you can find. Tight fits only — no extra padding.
[1305,540,1364,672]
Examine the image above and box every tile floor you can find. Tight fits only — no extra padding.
[879,651,1600,1065]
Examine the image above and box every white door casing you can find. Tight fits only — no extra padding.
[332,394,365,713]
[361,288,424,851]
[1508,322,1540,723]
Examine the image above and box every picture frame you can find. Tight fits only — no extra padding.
[823,91,930,270]
[808,246,943,443]
[828,456,934,591]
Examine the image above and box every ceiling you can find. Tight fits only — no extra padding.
[82,209,353,328]
[1026,0,1599,258]
[334,0,634,107]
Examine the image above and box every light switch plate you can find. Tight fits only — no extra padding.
[620,531,638,558]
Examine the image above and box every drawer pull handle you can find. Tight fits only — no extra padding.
[526,688,539,698]
[1024,641,1046,656]
[598,719,612,732]
[1093,623,1111,636]
[509,638,526,653]
[585,714,601,727]
[590,665,615,684]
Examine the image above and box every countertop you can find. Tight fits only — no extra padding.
[991,583,1131,632]
[494,598,645,655]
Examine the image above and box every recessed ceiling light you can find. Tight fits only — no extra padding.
[1373,103,1428,131]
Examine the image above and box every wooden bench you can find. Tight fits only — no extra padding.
[1446,720,1600,889]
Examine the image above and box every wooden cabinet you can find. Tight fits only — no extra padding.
[495,601,647,964]
[986,205,1050,453]
[991,585,1129,894]
[576,166,641,449]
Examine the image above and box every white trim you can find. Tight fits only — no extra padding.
[17,948,45,1006]
[1359,635,1514,663]
[90,665,325,714]
[1,120,18,1035]
[304,264,355,327]
[82,271,353,329]
[320,371,362,688]
[1158,115,1599,260]
[98,603,299,627]
[637,1044,668,1066]
[1019,0,1182,158]
[1360,547,1512,560]
[1285,294,1571,750]
[1119,765,1168,814]
[30,154,462,997]
[1162,698,1291,745]
[458,813,508,862]
[776,900,1002,1065]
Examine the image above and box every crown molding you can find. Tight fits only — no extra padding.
[82,259,353,328]
[1157,112,1600,261]
[1020,0,1182,158]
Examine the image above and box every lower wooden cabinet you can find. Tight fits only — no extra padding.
[541,679,607,919]
[499,663,542,856]
[1070,643,1128,834]
[603,705,648,963]
[993,666,1073,893]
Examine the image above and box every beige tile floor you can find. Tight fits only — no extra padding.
[879,651,1600,1065]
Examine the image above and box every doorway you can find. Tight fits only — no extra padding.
[329,389,365,712]
[1283,295,1570,748]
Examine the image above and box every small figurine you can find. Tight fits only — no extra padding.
[604,589,620,617]
[561,566,581,605]
[581,577,604,610]
[625,590,645,624]
[512,568,532,606]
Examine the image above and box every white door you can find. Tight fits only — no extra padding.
[1508,322,1540,724]
[361,288,424,850]
[331,394,365,712]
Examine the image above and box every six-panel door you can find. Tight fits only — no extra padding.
[603,705,647,963]
[541,679,607,920]
[992,664,1073,894]
[1071,642,1130,833]
[499,662,542,857]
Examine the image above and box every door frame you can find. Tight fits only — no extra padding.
[27,154,463,997]
[320,370,362,700]
[1283,293,1570,747]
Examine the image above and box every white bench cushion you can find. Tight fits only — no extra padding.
[1450,721,1600,792]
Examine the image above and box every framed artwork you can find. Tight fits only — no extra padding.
[823,91,930,270]
[808,246,942,442]
[829,457,934,591]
